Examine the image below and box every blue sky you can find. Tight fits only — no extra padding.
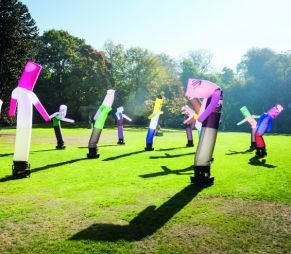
[22,0,291,71]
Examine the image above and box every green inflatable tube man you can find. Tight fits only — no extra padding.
[87,90,115,158]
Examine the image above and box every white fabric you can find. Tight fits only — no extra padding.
[149,113,161,129]
[102,90,115,107]
[12,87,39,127]
[12,87,40,161]
[122,114,132,122]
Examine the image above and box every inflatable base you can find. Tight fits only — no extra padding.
[249,142,257,150]
[145,143,154,151]
[87,147,100,159]
[190,175,214,186]
[191,165,214,186]
[255,147,267,158]
[186,140,194,147]
[117,139,125,145]
[56,145,66,150]
[12,161,31,178]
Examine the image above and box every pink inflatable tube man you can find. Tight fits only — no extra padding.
[185,79,223,186]
[255,104,283,157]
[8,61,50,178]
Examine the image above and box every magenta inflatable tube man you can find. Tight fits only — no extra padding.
[255,104,283,157]
[185,79,223,186]
[8,61,50,178]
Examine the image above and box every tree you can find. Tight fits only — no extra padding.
[36,30,111,120]
[0,0,38,123]
[179,59,200,88]
[189,49,213,73]
[221,67,235,86]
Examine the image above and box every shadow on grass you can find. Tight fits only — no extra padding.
[31,148,60,153]
[149,152,194,159]
[70,184,204,242]
[225,149,254,155]
[140,165,193,178]
[155,146,188,152]
[0,152,14,157]
[248,156,277,168]
[103,150,146,161]
[78,145,119,149]
[0,158,87,182]
[0,148,61,157]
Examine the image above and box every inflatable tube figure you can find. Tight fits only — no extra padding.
[255,104,283,157]
[115,106,132,145]
[0,99,3,114]
[185,79,223,186]
[50,105,75,149]
[182,105,198,147]
[237,106,260,150]
[145,96,163,151]
[87,89,115,158]
[8,61,50,178]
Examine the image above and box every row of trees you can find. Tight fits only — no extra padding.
[1,0,290,132]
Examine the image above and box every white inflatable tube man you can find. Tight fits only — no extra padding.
[50,105,75,149]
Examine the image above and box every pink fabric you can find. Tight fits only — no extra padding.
[8,98,17,117]
[185,79,219,99]
[18,61,42,91]
[197,89,221,123]
[34,102,50,121]
[245,116,257,129]
[267,104,284,119]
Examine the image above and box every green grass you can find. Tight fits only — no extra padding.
[0,126,290,253]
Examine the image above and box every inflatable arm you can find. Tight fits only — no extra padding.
[197,89,221,123]
[237,118,248,125]
[148,111,163,119]
[8,98,18,117]
[61,117,75,123]
[33,100,50,122]
[182,105,198,125]
[49,112,59,119]
[122,114,132,122]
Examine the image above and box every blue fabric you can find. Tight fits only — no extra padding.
[257,113,273,134]
[146,128,155,144]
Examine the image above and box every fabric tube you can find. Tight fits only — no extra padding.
[13,127,32,161]
[146,113,160,145]
[88,128,102,149]
[185,125,193,142]
[146,128,155,145]
[117,118,124,139]
[255,132,265,148]
[54,126,64,146]
[194,91,222,166]
[251,128,256,143]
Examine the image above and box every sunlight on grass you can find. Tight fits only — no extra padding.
[0,127,290,253]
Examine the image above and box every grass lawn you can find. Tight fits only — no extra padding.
[0,126,290,253]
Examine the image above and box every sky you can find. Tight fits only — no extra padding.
[22,0,291,71]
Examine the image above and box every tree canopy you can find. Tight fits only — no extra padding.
[0,0,38,123]
[0,1,290,133]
